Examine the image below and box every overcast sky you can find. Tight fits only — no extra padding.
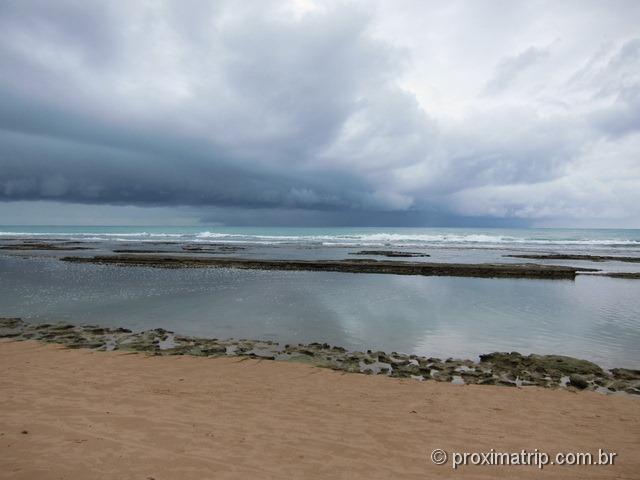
[0,0,639,227]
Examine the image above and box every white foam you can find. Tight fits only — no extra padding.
[2,229,639,248]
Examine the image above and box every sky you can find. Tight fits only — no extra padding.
[0,0,639,227]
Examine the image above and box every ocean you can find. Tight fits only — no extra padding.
[2,225,640,249]
[1,226,639,368]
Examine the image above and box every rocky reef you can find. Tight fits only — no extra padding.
[181,243,246,253]
[2,318,638,395]
[60,255,598,279]
[349,250,430,258]
[0,242,93,251]
[597,272,640,279]
[504,254,640,263]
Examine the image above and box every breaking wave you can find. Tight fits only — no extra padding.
[1,228,639,248]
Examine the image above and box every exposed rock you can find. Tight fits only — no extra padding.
[0,242,92,251]
[596,272,640,279]
[112,249,175,254]
[181,244,246,254]
[60,255,598,280]
[350,250,430,258]
[611,368,640,380]
[504,254,640,263]
[569,374,589,389]
[0,318,636,394]
[479,352,604,378]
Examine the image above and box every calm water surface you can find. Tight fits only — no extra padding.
[1,255,638,369]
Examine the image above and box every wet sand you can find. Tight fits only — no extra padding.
[1,340,638,479]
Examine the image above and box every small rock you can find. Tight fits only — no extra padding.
[569,374,589,389]
[610,368,640,380]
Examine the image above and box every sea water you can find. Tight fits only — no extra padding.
[1,226,639,369]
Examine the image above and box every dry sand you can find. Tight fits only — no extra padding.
[1,340,638,479]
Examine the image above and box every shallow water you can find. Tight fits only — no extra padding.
[1,254,638,369]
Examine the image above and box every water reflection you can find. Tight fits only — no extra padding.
[0,255,638,368]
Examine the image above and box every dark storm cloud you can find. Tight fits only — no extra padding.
[0,0,404,212]
[0,0,639,226]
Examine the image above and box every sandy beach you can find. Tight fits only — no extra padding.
[2,0,640,478]
[1,340,638,479]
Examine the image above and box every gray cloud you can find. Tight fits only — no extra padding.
[483,46,549,95]
[0,1,394,211]
[586,38,640,137]
[0,0,639,226]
